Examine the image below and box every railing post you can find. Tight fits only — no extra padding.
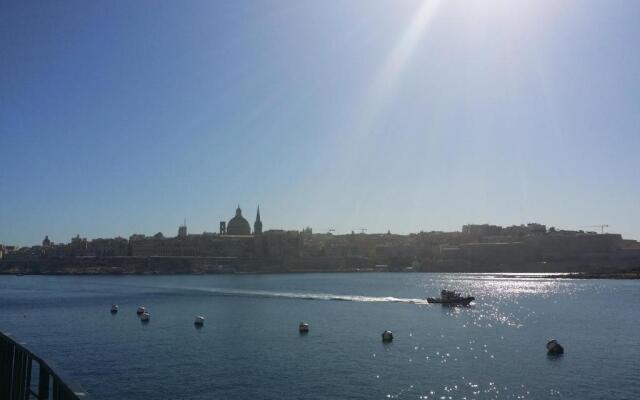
[18,349,28,400]
[38,367,50,400]
[11,347,24,400]
[0,338,14,399]
[24,358,32,400]
[52,379,60,400]
[1,332,88,400]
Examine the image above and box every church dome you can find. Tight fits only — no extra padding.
[227,206,251,235]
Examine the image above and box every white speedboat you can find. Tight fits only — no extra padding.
[194,316,205,326]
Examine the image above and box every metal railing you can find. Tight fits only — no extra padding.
[0,331,90,400]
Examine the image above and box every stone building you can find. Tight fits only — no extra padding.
[87,237,129,257]
[128,233,254,257]
[227,206,251,235]
[462,224,503,237]
[127,205,267,257]
[178,221,187,238]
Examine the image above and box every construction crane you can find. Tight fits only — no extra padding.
[320,228,335,234]
[357,228,368,234]
[579,225,609,234]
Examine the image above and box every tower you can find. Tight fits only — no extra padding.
[178,219,187,238]
[254,206,262,235]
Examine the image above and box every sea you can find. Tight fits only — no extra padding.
[1,273,639,400]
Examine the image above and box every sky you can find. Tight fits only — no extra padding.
[1,0,639,246]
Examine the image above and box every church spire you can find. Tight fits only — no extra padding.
[254,205,263,235]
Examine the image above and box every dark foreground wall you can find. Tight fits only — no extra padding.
[0,253,638,275]
[0,256,348,275]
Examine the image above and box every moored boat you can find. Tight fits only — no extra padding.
[427,290,474,305]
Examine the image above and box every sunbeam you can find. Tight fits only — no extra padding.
[357,0,443,134]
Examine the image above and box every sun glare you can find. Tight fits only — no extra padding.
[357,0,443,137]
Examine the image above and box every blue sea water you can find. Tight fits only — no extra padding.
[0,273,639,400]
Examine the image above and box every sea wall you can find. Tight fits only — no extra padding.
[0,253,638,275]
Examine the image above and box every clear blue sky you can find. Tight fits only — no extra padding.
[1,0,639,246]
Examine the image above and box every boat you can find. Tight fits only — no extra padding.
[110,304,119,313]
[381,330,393,342]
[194,316,205,326]
[299,322,309,333]
[140,312,151,322]
[136,306,146,315]
[427,289,474,305]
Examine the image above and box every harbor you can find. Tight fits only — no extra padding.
[1,272,638,399]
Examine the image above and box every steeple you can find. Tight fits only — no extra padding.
[254,205,263,235]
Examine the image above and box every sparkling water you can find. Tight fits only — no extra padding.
[1,273,638,399]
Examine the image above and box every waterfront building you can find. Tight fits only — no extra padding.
[70,234,88,255]
[462,224,502,237]
[128,231,254,257]
[87,237,129,257]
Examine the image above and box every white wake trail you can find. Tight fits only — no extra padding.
[186,287,431,305]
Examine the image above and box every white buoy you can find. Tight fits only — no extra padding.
[136,306,146,315]
[110,304,118,313]
[194,316,205,326]
[382,330,393,342]
[140,312,151,322]
[299,322,309,333]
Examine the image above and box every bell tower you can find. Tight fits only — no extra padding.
[254,206,262,235]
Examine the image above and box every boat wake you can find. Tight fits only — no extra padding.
[184,287,431,305]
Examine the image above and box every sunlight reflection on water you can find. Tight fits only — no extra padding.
[0,274,637,400]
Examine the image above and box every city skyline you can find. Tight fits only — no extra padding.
[3,203,628,247]
[2,0,639,246]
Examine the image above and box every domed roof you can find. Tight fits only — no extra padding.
[227,206,251,235]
